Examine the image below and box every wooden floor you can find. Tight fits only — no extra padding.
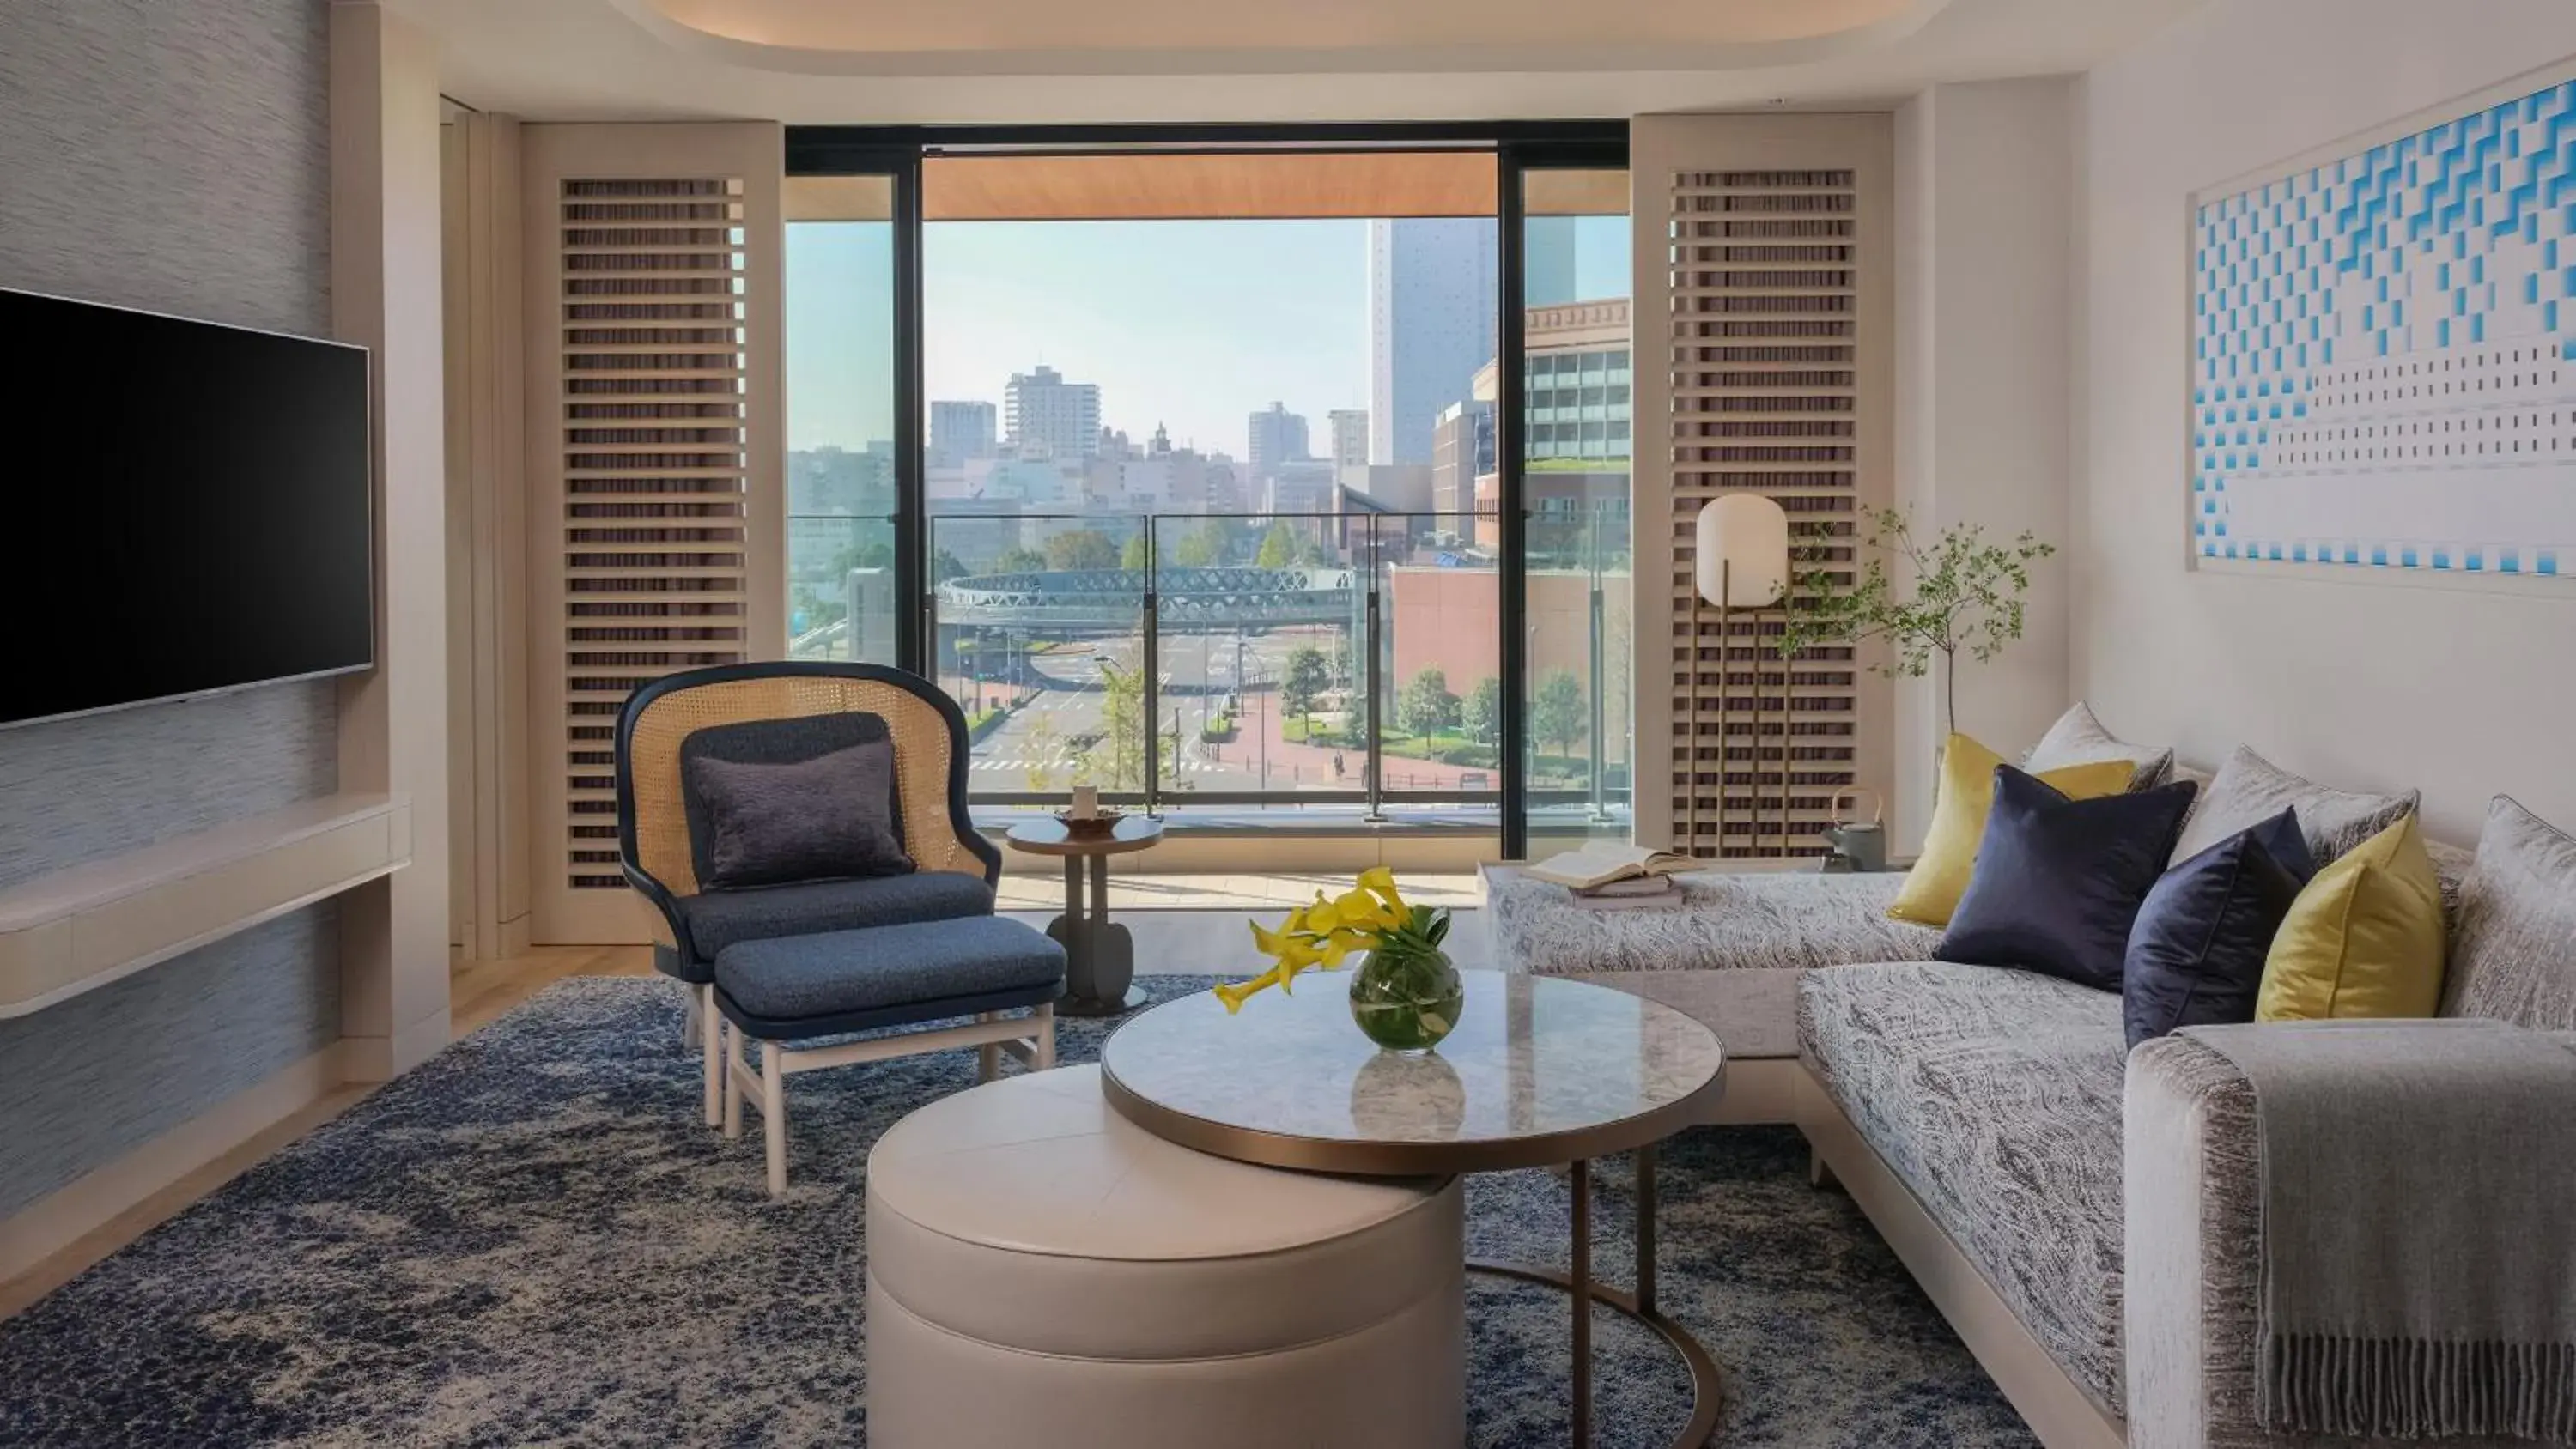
[0,874,1486,1319]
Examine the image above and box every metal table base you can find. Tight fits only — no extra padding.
[1467,1145,1725,1448]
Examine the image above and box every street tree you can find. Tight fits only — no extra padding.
[1120,534,1152,570]
[1170,520,1229,567]
[1462,676,1502,744]
[993,545,1048,574]
[1532,669,1589,762]
[1397,667,1459,737]
[1046,530,1121,572]
[1281,645,1332,734]
[1255,520,1302,569]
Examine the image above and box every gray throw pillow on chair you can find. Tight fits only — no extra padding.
[684,741,912,890]
[2165,744,2418,870]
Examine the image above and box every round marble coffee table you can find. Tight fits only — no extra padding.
[1100,969,1728,1448]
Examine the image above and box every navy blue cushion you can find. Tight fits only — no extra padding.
[1935,767,2199,991]
[2121,809,2315,1048]
[671,871,994,971]
[715,916,1064,1022]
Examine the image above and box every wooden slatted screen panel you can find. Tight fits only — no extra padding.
[525,124,783,943]
[1631,117,1893,860]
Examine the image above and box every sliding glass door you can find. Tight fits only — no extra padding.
[782,128,1626,855]
[1516,166,1633,847]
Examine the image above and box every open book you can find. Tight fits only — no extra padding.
[1522,843,1702,891]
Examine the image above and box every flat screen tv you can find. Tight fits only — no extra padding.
[5,288,373,728]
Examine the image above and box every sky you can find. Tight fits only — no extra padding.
[784,215,1631,457]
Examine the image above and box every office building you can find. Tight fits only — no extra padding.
[1367,218,1497,466]
[1003,364,1102,460]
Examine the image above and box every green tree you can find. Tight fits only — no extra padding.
[934,548,971,582]
[993,545,1048,574]
[1075,661,1151,791]
[1170,520,1229,567]
[1462,676,1502,745]
[1046,530,1121,572]
[1281,645,1332,732]
[1396,667,1460,737]
[1777,506,2056,737]
[1255,519,1302,569]
[1120,534,1153,570]
[1532,670,1589,761]
[824,538,896,579]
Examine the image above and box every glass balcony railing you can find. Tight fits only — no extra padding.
[787,506,1631,821]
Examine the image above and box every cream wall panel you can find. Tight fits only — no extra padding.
[1631,113,1895,861]
[521,123,786,944]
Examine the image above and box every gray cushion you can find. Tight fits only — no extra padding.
[1799,961,2130,1416]
[678,712,906,886]
[686,741,910,889]
[2024,701,2174,791]
[2440,795,2576,1031]
[675,871,994,964]
[716,915,1064,1021]
[2167,744,2418,869]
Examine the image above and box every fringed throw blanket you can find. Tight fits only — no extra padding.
[2183,1019,2576,1441]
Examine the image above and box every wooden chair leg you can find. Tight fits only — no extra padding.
[975,1011,1001,1083]
[1034,1003,1056,1070]
[723,1018,745,1140]
[700,985,722,1128]
[762,1040,788,1198]
[681,985,700,1050]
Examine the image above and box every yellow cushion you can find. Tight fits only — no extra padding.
[1886,733,2136,927]
[2257,813,2446,1021]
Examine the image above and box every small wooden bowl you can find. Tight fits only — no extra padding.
[1054,809,1125,840]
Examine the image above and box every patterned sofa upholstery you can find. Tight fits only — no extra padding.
[1794,815,2567,1449]
[1799,964,2134,1416]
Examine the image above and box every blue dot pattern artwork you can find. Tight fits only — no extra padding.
[2193,76,2576,576]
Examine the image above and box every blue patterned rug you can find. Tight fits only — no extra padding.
[0,977,2037,1447]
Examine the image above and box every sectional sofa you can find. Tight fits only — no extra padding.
[1485,728,2575,1449]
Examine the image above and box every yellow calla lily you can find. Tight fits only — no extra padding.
[1214,964,1285,1013]
[1220,869,1442,1014]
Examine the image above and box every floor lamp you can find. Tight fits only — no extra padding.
[1693,495,1789,857]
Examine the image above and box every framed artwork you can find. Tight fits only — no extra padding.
[2190,64,2576,580]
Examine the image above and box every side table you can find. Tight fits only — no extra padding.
[1004,815,1164,1016]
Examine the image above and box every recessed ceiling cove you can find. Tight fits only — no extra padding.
[611,0,1947,76]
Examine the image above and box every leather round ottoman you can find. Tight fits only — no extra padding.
[865,1064,1464,1449]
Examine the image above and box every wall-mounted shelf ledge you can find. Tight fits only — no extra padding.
[0,792,412,1020]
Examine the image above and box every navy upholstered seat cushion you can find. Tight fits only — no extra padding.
[671,871,995,970]
[715,916,1065,1022]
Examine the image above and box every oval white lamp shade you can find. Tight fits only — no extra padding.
[1694,494,1790,607]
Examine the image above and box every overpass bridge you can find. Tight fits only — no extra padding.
[934,566,1359,632]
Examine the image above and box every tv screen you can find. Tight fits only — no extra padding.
[7,288,373,728]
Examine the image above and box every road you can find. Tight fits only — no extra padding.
[950,626,1492,796]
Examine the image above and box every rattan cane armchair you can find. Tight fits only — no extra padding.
[615,662,1040,1171]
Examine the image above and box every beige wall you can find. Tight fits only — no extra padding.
[2072,0,2576,843]
[1893,78,2077,849]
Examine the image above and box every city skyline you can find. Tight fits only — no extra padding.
[787,215,1629,457]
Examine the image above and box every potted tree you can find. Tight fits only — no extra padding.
[1778,506,2054,739]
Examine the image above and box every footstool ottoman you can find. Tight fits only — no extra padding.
[866,1064,1463,1449]
[716,912,1065,1196]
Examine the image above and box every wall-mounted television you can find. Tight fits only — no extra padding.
[4,287,374,729]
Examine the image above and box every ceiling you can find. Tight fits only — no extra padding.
[401,0,2208,125]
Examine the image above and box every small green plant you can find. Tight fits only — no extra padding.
[1779,506,2055,737]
